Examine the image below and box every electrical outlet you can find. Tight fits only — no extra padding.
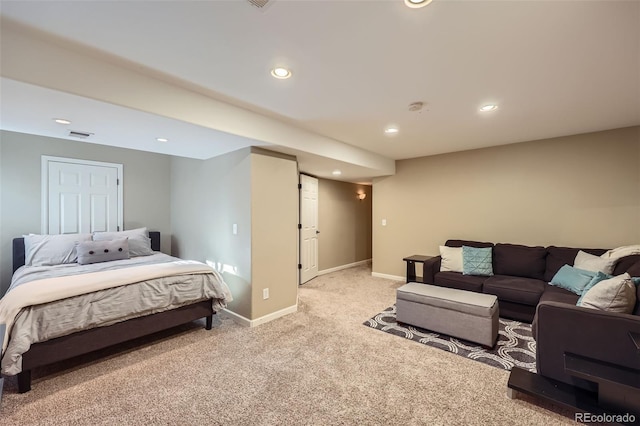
[382,219,387,226]
[263,288,269,300]
[232,223,238,235]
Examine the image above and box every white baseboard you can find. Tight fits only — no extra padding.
[371,271,405,282]
[222,304,298,328]
[318,259,371,276]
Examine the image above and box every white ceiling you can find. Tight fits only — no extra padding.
[1,0,639,181]
[0,78,271,160]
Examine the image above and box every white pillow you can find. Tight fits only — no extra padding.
[439,246,463,273]
[92,227,154,257]
[578,273,636,314]
[574,250,616,274]
[24,233,92,266]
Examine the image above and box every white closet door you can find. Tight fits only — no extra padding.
[300,174,319,284]
[43,157,122,234]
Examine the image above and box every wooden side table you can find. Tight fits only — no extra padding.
[402,255,433,283]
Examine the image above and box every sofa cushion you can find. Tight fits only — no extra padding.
[627,259,640,278]
[445,239,494,249]
[612,254,640,276]
[544,246,607,282]
[434,271,485,293]
[483,275,546,306]
[538,285,580,306]
[494,243,547,280]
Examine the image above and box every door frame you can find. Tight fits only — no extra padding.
[41,155,124,234]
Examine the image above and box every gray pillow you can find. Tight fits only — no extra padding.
[24,233,92,266]
[77,237,130,265]
[578,273,636,314]
[92,227,154,257]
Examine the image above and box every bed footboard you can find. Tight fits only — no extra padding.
[17,300,215,393]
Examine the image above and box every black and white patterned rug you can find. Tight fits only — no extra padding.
[365,305,537,373]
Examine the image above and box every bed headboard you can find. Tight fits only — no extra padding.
[12,231,161,273]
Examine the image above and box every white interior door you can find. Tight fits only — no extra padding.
[43,156,123,234]
[300,174,319,284]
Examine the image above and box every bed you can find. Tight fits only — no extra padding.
[0,229,232,393]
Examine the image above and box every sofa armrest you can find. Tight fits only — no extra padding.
[422,256,441,284]
[535,301,640,391]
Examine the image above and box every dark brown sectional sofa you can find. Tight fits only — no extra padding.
[422,239,640,394]
[423,239,640,323]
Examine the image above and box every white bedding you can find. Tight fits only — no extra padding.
[0,254,232,375]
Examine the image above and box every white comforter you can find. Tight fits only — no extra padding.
[0,254,232,375]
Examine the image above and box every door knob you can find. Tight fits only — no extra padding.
[316,230,320,234]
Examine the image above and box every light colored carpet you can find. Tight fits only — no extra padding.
[0,264,576,425]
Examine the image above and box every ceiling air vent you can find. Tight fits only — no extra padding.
[246,0,275,11]
[69,130,94,139]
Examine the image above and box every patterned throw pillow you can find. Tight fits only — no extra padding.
[76,237,130,265]
[462,246,494,276]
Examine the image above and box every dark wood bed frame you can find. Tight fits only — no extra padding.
[10,231,214,393]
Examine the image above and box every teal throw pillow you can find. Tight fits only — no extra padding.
[462,246,493,276]
[550,265,596,295]
[576,271,612,305]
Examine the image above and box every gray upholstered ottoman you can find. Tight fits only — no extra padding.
[396,283,499,347]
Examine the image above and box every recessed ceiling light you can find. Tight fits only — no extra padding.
[480,104,498,112]
[271,67,292,79]
[404,0,433,9]
[156,137,169,142]
[384,126,399,135]
[332,170,342,176]
[54,118,71,125]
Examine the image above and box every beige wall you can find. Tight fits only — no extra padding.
[171,148,298,322]
[170,148,253,318]
[318,178,372,271]
[0,130,172,295]
[251,153,298,319]
[373,126,640,278]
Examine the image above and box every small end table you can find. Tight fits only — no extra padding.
[403,255,433,283]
